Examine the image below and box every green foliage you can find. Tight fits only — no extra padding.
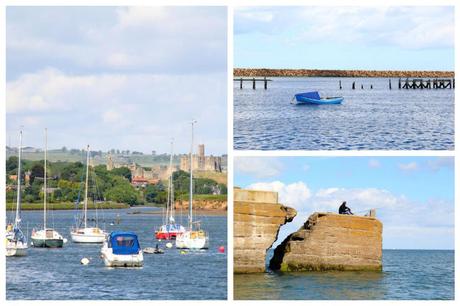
[105,184,142,206]
[144,182,167,204]
[111,167,132,182]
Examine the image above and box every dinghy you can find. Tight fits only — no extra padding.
[101,231,143,267]
[292,91,343,105]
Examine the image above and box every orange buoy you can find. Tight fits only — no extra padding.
[218,246,225,253]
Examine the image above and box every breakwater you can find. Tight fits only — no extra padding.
[234,188,296,273]
[270,212,383,272]
[234,68,454,78]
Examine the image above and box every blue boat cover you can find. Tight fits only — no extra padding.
[108,231,141,255]
[295,91,321,100]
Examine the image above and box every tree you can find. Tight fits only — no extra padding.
[111,167,132,182]
[30,163,44,184]
[6,156,18,173]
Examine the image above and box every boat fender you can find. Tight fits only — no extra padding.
[81,257,90,265]
[218,246,225,253]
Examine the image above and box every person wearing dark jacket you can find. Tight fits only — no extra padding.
[339,201,353,215]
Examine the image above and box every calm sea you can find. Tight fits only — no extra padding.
[234,249,454,300]
[234,77,454,150]
[6,208,227,300]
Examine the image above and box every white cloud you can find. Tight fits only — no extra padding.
[235,157,284,178]
[6,68,226,153]
[246,181,311,211]
[368,159,381,168]
[426,157,454,172]
[398,162,419,172]
[235,6,454,50]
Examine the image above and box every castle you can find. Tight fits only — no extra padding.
[179,144,222,172]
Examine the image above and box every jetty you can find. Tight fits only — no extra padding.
[234,77,272,89]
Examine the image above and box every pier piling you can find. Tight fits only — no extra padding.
[252,78,256,90]
[389,79,392,90]
[352,82,355,90]
[240,78,243,89]
[339,80,342,90]
[264,77,267,90]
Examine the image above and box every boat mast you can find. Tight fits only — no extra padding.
[189,120,196,231]
[169,139,174,223]
[43,128,48,230]
[15,130,23,226]
[84,145,90,229]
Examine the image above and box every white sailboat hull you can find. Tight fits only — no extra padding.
[71,227,107,243]
[6,241,28,257]
[100,244,143,267]
[176,231,209,249]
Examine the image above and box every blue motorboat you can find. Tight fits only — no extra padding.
[292,91,343,105]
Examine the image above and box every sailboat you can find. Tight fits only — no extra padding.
[70,145,107,243]
[6,130,28,257]
[155,140,185,240]
[31,129,65,248]
[176,121,209,249]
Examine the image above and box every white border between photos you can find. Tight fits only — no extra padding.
[1,0,458,305]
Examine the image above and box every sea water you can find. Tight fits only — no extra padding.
[6,208,227,300]
[234,249,454,300]
[234,77,454,150]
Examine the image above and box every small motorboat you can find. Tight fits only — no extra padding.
[100,231,143,267]
[292,91,343,105]
[143,244,164,254]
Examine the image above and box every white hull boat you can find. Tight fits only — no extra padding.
[71,227,106,243]
[101,232,143,267]
[6,240,28,257]
[176,230,209,249]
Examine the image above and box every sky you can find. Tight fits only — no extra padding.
[235,156,454,250]
[6,7,227,155]
[234,6,454,71]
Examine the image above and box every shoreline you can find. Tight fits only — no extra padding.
[128,209,227,216]
[234,68,455,78]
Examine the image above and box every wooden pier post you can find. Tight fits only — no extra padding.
[453,79,455,89]
[352,82,355,90]
[264,77,267,90]
[240,78,243,89]
[252,77,256,90]
[339,80,342,90]
[398,78,401,89]
[370,85,373,89]
[389,79,392,90]
[361,84,364,89]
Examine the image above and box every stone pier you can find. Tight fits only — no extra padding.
[234,188,297,273]
[270,212,383,272]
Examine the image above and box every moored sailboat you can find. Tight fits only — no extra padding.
[70,145,107,243]
[155,140,185,240]
[6,129,28,257]
[31,129,65,248]
[176,121,209,249]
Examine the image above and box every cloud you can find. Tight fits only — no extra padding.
[246,181,311,211]
[7,7,227,79]
[368,159,381,168]
[398,162,418,172]
[235,6,454,50]
[255,180,454,249]
[6,68,226,153]
[235,157,284,178]
[426,157,454,172]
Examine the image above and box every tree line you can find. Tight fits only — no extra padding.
[6,157,227,206]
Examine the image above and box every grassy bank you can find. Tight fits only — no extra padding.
[6,202,129,211]
[176,194,227,201]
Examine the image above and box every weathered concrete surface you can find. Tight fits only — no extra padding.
[234,189,296,273]
[270,212,382,272]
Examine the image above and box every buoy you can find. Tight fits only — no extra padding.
[180,250,187,255]
[63,238,68,244]
[166,242,173,249]
[218,246,225,253]
[81,257,90,265]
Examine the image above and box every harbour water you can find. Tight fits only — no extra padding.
[234,77,454,150]
[6,208,227,300]
[234,249,454,300]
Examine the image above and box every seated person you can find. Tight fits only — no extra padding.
[338,201,353,215]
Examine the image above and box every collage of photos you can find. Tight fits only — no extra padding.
[2,2,456,304]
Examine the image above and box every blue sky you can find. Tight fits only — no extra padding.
[235,156,454,250]
[6,7,227,154]
[234,6,454,71]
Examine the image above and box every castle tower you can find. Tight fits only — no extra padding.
[107,153,114,171]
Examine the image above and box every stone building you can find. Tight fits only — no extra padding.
[180,144,223,172]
